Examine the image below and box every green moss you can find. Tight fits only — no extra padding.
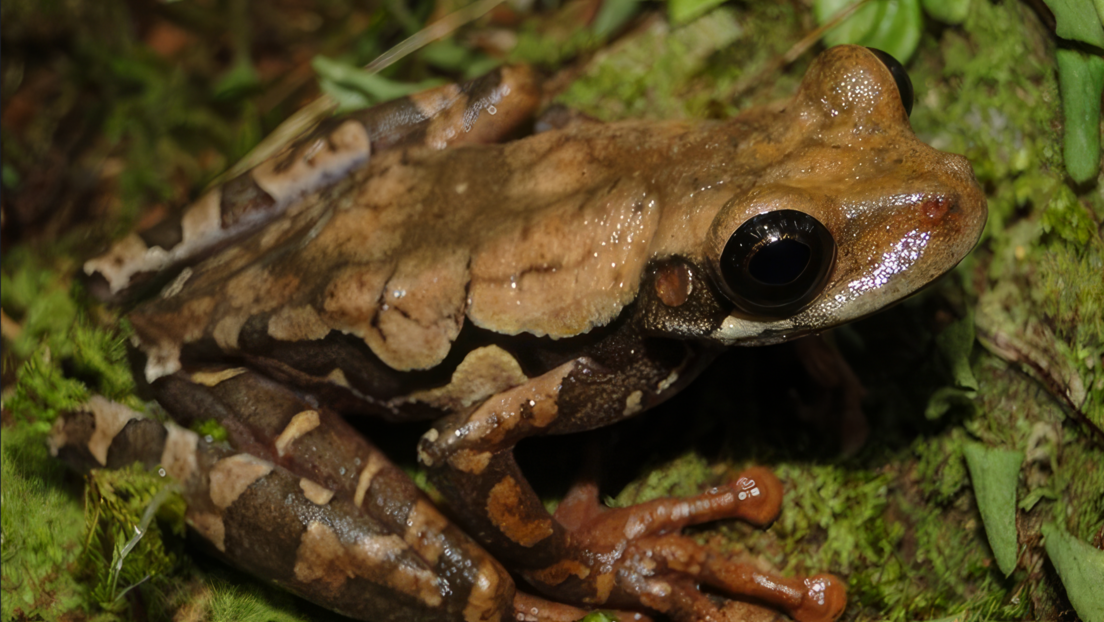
[6,318,139,437]
[81,465,187,612]
[191,418,230,443]
[1,424,88,621]
[913,429,970,504]
[611,451,713,506]
[556,8,745,121]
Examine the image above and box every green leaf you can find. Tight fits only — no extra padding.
[921,0,970,25]
[963,443,1023,576]
[592,0,640,37]
[936,309,978,392]
[1041,522,1104,622]
[312,56,444,112]
[668,0,725,25]
[925,386,977,420]
[419,39,475,72]
[814,0,923,63]
[213,56,262,101]
[1042,0,1104,47]
[1055,48,1104,185]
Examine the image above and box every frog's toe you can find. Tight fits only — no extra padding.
[553,466,783,543]
[788,574,847,622]
[627,533,845,622]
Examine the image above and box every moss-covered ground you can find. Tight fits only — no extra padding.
[2,1,1101,621]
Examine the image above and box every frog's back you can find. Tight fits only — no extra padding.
[127,118,727,381]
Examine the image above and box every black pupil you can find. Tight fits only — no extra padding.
[749,239,810,285]
[717,209,836,317]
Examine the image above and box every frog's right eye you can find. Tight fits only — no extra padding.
[867,48,913,116]
[717,210,836,318]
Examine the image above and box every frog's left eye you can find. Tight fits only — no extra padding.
[717,210,836,318]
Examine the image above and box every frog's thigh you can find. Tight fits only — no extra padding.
[147,369,515,622]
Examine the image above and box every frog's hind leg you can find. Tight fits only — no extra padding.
[417,335,846,622]
[553,464,845,622]
[51,369,516,622]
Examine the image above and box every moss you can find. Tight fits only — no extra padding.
[80,464,187,613]
[1,424,88,621]
[556,8,745,121]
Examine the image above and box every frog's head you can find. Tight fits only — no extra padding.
[661,45,987,346]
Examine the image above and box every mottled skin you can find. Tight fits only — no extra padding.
[61,46,987,622]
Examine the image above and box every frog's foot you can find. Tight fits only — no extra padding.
[534,467,845,622]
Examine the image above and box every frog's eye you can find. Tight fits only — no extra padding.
[867,48,913,116]
[718,210,836,318]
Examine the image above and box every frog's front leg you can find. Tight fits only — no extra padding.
[417,329,845,622]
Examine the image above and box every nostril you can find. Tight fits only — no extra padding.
[920,195,952,223]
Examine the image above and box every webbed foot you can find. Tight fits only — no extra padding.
[530,467,845,622]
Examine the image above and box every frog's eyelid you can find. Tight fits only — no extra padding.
[867,48,914,117]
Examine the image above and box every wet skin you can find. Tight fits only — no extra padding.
[56,45,986,622]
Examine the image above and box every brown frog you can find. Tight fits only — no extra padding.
[54,45,987,622]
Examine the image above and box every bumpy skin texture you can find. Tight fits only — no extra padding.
[63,45,987,622]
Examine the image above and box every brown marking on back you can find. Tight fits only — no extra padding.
[251,120,370,205]
[188,510,227,552]
[83,396,140,466]
[466,166,661,338]
[211,267,302,351]
[486,476,554,547]
[363,249,469,371]
[400,345,528,411]
[208,454,274,509]
[83,234,152,295]
[274,409,321,457]
[131,294,217,382]
[299,478,335,505]
[160,424,200,484]
[403,500,449,566]
[190,367,247,387]
[180,189,223,248]
[268,305,331,342]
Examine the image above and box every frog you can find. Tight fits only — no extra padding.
[52,44,987,622]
